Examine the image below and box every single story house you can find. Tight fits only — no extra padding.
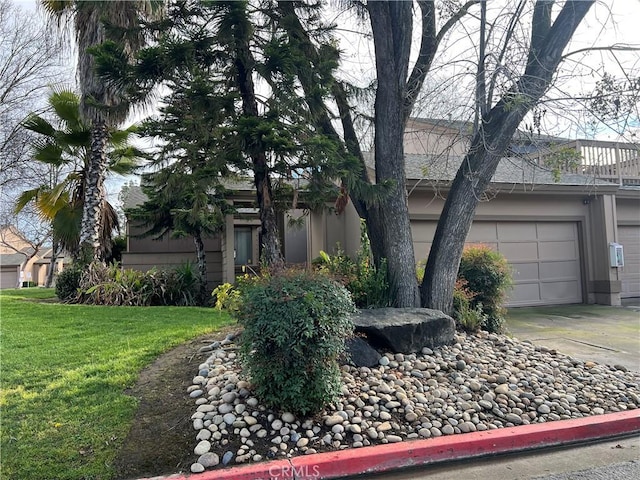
[0,226,66,288]
[122,119,640,307]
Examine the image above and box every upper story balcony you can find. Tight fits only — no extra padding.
[535,139,640,186]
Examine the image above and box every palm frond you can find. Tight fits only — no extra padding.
[14,188,42,214]
[52,203,81,253]
[61,129,91,147]
[32,141,65,165]
[108,150,143,175]
[49,89,84,129]
[22,114,57,137]
[109,125,136,146]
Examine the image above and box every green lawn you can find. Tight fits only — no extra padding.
[0,288,232,480]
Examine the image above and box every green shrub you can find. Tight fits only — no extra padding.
[452,279,487,332]
[313,221,391,309]
[55,266,81,302]
[458,244,512,333]
[237,271,355,415]
[161,261,204,306]
[80,262,153,306]
[75,261,205,306]
[212,282,242,312]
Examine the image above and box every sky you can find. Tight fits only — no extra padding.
[13,0,639,133]
[328,1,640,141]
[7,0,640,201]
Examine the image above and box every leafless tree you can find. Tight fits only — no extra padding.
[0,0,66,192]
[0,0,70,286]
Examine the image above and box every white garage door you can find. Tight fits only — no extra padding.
[413,220,583,307]
[619,225,640,298]
[1,265,19,289]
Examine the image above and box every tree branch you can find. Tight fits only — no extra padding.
[562,44,640,59]
[526,0,553,70]
[405,0,478,122]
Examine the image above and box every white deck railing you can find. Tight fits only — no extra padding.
[537,139,640,186]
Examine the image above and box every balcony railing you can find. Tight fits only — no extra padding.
[538,139,640,186]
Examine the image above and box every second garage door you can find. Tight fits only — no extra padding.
[0,265,19,289]
[413,220,583,307]
[618,225,640,298]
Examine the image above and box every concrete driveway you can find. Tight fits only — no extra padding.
[506,304,640,372]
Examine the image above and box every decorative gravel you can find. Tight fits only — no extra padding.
[187,331,640,473]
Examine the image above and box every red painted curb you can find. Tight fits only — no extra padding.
[291,409,640,479]
[139,410,640,480]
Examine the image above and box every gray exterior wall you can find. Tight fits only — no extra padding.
[122,223,224,290]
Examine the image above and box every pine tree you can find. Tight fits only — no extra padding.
[94,0,346,271]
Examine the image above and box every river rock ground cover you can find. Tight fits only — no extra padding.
[184,330,640,474]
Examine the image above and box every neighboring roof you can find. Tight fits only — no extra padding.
[122,186,148,210]
[122,177,313,211]
[403,154,619,188]
[32,249,72,264]
[363,152,619,191]
[0,253,27,267]
[121,179,257,210]
[407,117,570,146]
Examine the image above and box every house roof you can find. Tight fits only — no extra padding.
[125,152,619,214]
[121,179,258,211]
[31,248,72,265]
[0,253,27,267]
[407,117,570,146]
[402,154,619,188]
[122,186,148,210]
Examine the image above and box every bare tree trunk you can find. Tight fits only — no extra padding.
[367,1,420,307]
[45,240,59,288]
[79,118,109,263]
[193,231,207,304]
[421,0,594,314]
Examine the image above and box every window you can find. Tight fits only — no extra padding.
[234,227,253,265]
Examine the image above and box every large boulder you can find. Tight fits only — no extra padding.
[352,308,455,353]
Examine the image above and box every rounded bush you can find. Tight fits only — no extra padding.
[55,266,81,302]
[237,271,355,415]
[458,245,512,333]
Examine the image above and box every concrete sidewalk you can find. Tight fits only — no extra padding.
[505,304,640,372]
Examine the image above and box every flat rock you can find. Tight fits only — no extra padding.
[352,308,455,353]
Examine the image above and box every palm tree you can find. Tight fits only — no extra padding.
[41,0,161,262]
[15,89,142,282]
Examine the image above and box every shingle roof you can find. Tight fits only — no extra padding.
[0,253,27,267]
[121,179,258,210]
[402,153,618,188]
[408,117,570,145]
[121,186,148,210]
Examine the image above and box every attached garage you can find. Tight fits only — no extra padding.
[0,264,19,289]
[412,220,583,307]
[618,225,640,298]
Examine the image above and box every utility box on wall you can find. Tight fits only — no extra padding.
[609,242,624,267]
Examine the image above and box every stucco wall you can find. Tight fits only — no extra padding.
[616,197,640,225]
